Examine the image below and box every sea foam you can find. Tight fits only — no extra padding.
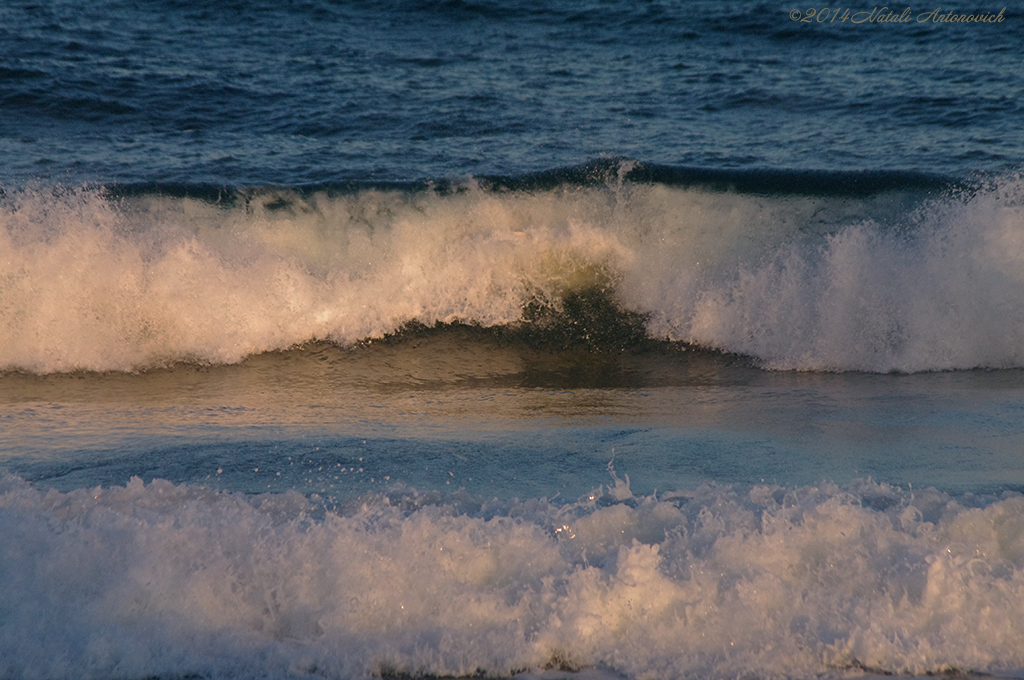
[2,473,1024,679]
[1,176,1022,373]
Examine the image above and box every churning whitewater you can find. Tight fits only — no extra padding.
[2,170,1022,375]
[3,472,1024,680]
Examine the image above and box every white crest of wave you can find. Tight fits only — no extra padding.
[3,473,1024,679]
[2,176,1023,373]
[0,185,632,372]
[631,176,1024,372]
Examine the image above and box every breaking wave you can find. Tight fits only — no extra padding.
[2,163,1021,373]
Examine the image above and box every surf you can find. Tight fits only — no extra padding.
[3,471,1024,680]
[1,164,1021,374]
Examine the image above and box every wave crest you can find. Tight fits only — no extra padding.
[1,173,1022,373]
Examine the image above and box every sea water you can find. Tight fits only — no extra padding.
[3,1,1024,679]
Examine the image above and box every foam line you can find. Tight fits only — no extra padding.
[2,474,1024,678]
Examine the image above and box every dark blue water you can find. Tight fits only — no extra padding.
[2,0,1021,186]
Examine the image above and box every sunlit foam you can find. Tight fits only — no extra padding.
[2,473,1024,678]
[2,177,1022,373]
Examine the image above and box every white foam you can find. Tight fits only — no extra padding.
[3,474,1024,679]
[645,178,1024,372]
[2,177,1023,373]
[0,185,632,372]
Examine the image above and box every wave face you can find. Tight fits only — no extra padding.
[3,473,1024,679]
[2,167,1023,374]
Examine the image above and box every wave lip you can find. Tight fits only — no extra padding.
[1,168,1022,374]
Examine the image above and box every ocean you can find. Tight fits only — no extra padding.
[3,1,1024,678]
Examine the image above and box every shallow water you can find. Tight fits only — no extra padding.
[5,336,1024,499]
